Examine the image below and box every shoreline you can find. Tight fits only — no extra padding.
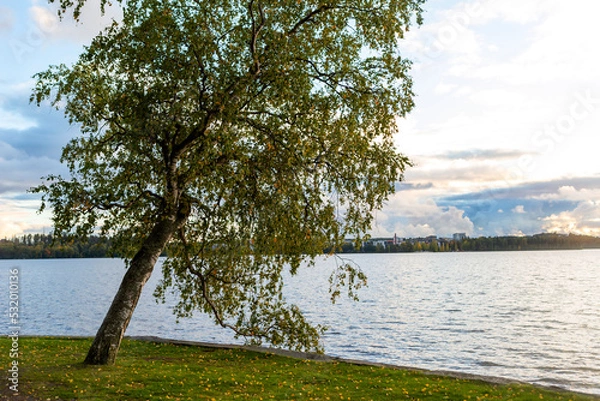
[128,335,600,398]
[2,247,600,260]
[26,334,596,398]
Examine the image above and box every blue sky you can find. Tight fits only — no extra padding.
[1,0,599,239]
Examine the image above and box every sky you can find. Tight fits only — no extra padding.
[0,0,599,239]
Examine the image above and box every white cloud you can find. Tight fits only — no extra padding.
[0,149,63,237]
[0,145,65,192]
[30,5,59,34]
[512,205,526,214]
[371,0,599,237]
[0,108,37,131]
[475,0,551,25]
[515,1,600,83]
[407,0,600,89]
[529,185,600,203]
[434,82,459,95]
[30,0,122,44]
[404,153,528,190]
[463,1,600,86]
[400,0,600,191]
[0,197,51,238]
[0,141,25,160]
[467,88,529,108]
[0,7,15,33]
[403,2,485,67]
[371,189,475,238]
[542,201,600,236]
[0,90,38,131]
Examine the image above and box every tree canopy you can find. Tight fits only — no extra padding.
[33,0,424,362]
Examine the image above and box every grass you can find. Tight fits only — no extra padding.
[1,337,598,401]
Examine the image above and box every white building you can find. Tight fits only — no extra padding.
[453,233,467,241]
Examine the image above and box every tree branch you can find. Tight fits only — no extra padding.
[177,227,252,338]
[248,0,266,75]
[288,4,335,35]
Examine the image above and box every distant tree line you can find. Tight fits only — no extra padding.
[2,232,600,259]
[338,233,600,253]
[0,234,112,259]
[455,233,600,252]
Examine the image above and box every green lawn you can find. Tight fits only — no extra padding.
[1,337,597,400]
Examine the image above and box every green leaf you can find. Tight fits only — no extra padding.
[32,0,424,353]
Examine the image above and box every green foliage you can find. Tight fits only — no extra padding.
[3,337,595,401]
[31,0,423,351]
[457,233,600,252]
[0,234,112,259]
[344,233,600,253]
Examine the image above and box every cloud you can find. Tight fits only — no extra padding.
[512,205,525,214]
[395,182,434,191]
[0,137,67,238]
[434,82,459,95]
[30,0,122,44]
[0,87,70,197]
[542,201,600,236]
[393,0,600,242]
[435,176,600,236]
[0,195,51,238]
[467,88,530,108]
[0,7,15,33]
[402,0,600,162]
[405,156,520,186]
[447,0,600,86]
[402,0,550,70]
[402,16,484,77]
[443,176,600,202]
[29,5,60,34]
[436,148,529,161]
[513,1,600,84]
[371,189,475,238]
[531,185,600,203]
[0,84,40,131]
[533,183,600,236]
[0,86,73,158]
[476,0,550,25]
[0,107,37,131]
[0,151,65,195]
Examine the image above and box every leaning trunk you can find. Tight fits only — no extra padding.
[84,213,184,365]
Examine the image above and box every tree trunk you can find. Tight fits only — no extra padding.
[84,212,185,365]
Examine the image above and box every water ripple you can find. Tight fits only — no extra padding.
[1,250,599,396]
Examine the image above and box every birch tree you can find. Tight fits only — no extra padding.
[33,0,424,365]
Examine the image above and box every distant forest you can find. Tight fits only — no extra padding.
[0,234,112,259]
[1,233,600,259]
[345,233,600,253]
[453,233,600,252]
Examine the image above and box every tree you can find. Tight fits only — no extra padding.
[429,239,438,252]
[33,0,424,365]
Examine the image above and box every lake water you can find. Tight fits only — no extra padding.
[1,250,599,395]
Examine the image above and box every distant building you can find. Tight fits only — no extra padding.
[453,233,467,241]
[363,234,401,250]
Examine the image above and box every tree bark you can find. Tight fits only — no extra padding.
[84,210,187,365]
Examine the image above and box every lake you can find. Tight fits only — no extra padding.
[1,250,599,395]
